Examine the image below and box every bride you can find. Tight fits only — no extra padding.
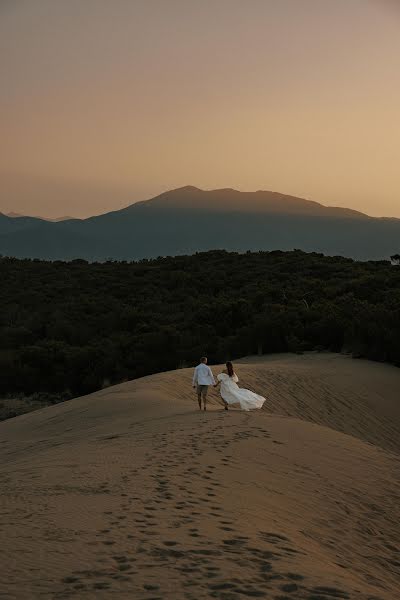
[214,361,266,411]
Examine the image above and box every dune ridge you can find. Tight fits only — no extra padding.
[1,353,399,599]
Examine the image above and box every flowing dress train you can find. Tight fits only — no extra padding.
[217,373,265,411]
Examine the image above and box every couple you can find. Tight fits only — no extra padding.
[192,357,266,412]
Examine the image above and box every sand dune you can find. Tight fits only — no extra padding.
[1,353,399,599]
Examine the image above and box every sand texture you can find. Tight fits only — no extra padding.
[0,353,399,599]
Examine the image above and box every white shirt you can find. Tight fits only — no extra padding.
[193,363,215,386]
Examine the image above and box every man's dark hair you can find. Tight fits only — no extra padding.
[200,356,207,363]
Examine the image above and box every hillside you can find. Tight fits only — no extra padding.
[0,251,400,419]
[2,250,400,419]
[1,186,400,261]
[1,353,399,599]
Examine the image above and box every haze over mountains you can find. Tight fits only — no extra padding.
[1,186,400,261]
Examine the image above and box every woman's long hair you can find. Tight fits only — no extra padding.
[226,361,234,377]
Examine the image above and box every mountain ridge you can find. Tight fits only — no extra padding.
[1,186,400,261]
[3,186,376,221]
[125,186,371,219]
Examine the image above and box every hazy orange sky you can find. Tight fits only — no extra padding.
[1,0,400,218]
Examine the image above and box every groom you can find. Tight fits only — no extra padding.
[192,357,215,411]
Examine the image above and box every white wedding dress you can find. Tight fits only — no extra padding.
[217,373,266,411]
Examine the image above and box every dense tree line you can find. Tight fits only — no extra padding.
[1,250,400,417]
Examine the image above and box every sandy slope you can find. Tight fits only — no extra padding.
[0,353,399,600]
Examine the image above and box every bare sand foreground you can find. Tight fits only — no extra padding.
[1,353,400,600]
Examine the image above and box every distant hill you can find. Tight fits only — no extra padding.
[5,211,75,221]
[1,186,399,260]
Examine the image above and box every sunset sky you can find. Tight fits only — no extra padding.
[1,0,400,218]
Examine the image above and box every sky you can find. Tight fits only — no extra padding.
[1,0,400,218]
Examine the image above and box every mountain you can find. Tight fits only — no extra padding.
[1,186,400,261]
[1,354,399,599]
[129,185,369,218]
[0,212,48,234]
[5,211,75,221]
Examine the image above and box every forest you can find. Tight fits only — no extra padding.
[1,249,400,419]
